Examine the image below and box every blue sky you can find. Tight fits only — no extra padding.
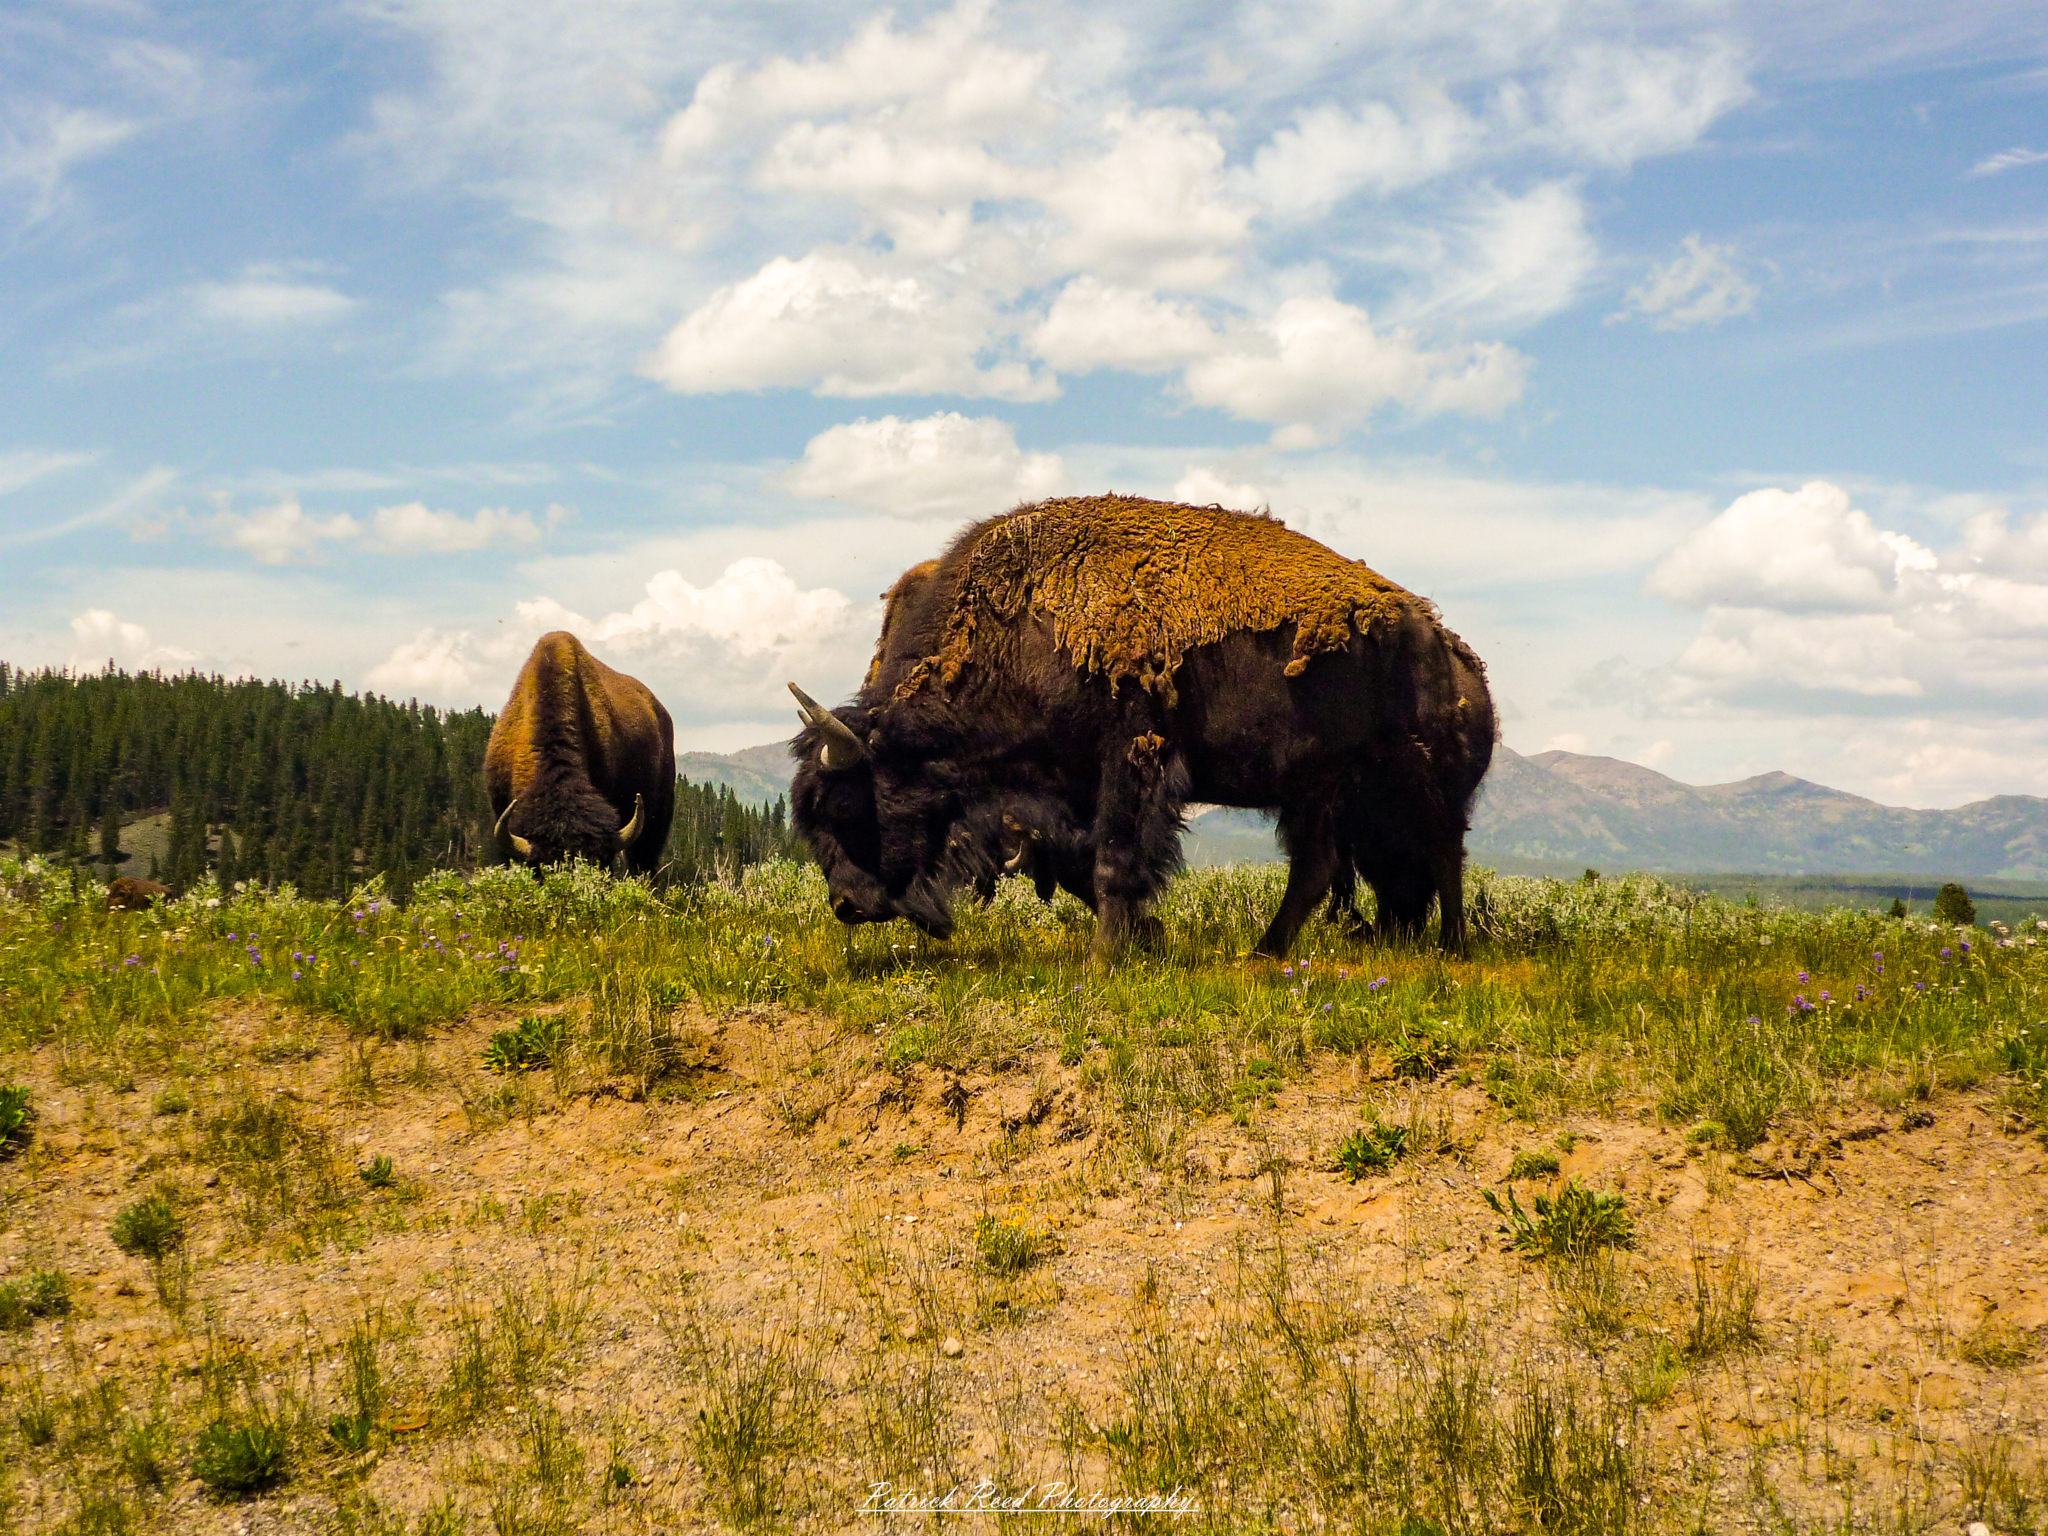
[4,0,2047,806]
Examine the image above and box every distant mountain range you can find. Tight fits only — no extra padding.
[678,738,2048,881]
[678,742,795,808]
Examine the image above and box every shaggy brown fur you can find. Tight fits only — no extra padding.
[484,632,676,875]
[791,497,1494,962]
[863,559,940,691]
[104,876,169,911]
[898,495,1410,705]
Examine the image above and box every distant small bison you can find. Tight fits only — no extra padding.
[105,877,169,911]
[485,632,675,875]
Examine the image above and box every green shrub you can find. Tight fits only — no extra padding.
[0,1268,70,1331]
[1506,1149,1560,1180]
[17,1390,57,1446]
[327,1409,375,1453]
[482,1014,572,1072]
[0,1084,30,1146]
[192,1418,289,1497]
[111,1196,185,1261]
[1335,1120,1409,1180]
[974,1213,1053,1276]
[1391,1031,1455,1081]
[1485,1180,1633,1257]
[357,1155,396,1189]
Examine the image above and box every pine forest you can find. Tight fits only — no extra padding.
[0,663,800,895]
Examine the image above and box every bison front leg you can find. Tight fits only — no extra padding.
[1087,733,1188,965]
[1254,802,1340,959]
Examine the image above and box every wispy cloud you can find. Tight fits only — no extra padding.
[190,264,359,327]
[0,105,137,225]
[0,468,177,546]
[0,449,96,498]
[1969,145,2048,178]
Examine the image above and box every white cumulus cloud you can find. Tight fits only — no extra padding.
[1181,295,1528,448]
[211,496,362,565]
[366,559,865,723]
[68,609,197,672]
[783,413,1064,519]
[1650,482,2048,706]
[1647,482,1934,611]
[1248,90,1479,220]
[1618,235,1758,329]
[369,502,559,552]
[1030,279,1216,375]
[1044,108,1254,290]
[1170,466,1267,510]
[642,252,1051,401]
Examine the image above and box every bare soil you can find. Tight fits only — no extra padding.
[4,996,2046,1533]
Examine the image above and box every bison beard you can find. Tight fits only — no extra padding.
[789,496,1494,961]
[485,632,677,876]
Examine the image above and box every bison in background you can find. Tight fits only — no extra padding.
[790,495,1494,961]
[105,876,170,912]
[485,632,675,877]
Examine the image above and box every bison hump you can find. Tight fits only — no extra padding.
[899,495,1410,698]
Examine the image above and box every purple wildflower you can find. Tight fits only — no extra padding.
[1797,970,1811,983]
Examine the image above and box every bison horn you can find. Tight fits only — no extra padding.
[787,682,866,771]
[495,800,534,858]
[615,792,644,851]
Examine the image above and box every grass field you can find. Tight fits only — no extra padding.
[2,854,2046,1534]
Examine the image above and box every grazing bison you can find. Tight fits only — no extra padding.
[864,559,1099,910]
[485,632,676,876]
[789,495,1494,961]
[105,876,170,911]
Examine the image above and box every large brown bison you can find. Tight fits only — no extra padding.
[485,632,676,876]
[789,495,1495,961]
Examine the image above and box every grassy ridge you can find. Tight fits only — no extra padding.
[6,855,2042,1158]
[3,854,2047,1533]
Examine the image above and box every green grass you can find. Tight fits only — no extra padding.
[6,849,2048,1531]
[4,856,2041,1146]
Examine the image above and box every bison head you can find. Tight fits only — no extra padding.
[787,683,955,939]
[496,787,643,871]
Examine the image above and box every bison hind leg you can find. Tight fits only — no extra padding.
[1252,802,1341,960]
